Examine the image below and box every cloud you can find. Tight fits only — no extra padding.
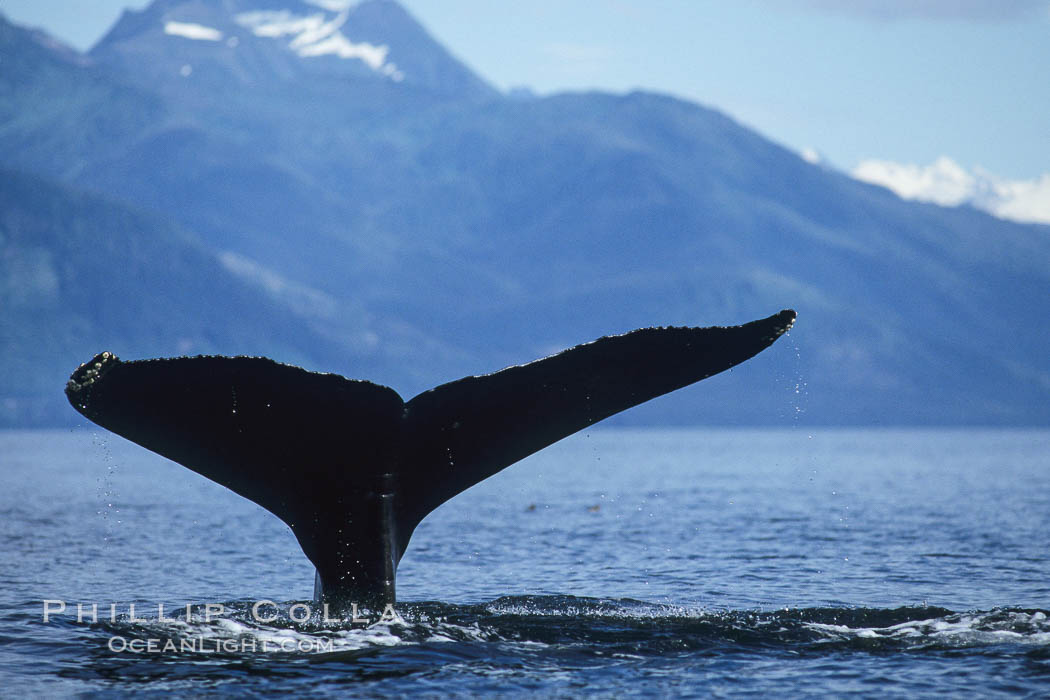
[780,0,1046,22]
[853,157,974,205]
[989,173,1050,225]
[852,157,1050,225]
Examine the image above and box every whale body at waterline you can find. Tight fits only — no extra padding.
[65,309,796,609]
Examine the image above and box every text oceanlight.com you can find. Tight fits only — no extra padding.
[108,637,337,653]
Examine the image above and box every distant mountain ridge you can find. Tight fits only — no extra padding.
[0,168,341,425]
[0,13,165,182]
[2,2,1048,427]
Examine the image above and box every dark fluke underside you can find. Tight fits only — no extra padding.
[66,309,795,609]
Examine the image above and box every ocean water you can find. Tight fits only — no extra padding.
[2,427,1049,697]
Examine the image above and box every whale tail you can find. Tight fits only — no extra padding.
[66,309,795,608]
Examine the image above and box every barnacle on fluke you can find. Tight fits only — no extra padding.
[66,351,118,393]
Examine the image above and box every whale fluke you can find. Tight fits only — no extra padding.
[65,309,795,609]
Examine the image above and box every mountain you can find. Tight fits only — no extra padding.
[0,14,164,181]
[0,168,313,425]
[1,2,1048,427]
[89,0,495,99]
[0,167,474,426]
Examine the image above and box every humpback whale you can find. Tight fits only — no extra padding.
[65,309,795,610]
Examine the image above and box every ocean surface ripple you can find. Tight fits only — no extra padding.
[4,428,1049,696]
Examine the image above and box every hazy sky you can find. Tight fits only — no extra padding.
[4,0,1048,179]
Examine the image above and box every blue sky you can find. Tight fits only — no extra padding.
[5,0,1048,182]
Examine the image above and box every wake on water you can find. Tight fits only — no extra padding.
[52,596,1050,659]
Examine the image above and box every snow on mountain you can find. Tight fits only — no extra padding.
[164,21,224,41]
[853,156,1050,225]
[799,147,823,165]
[234,7,402,78]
